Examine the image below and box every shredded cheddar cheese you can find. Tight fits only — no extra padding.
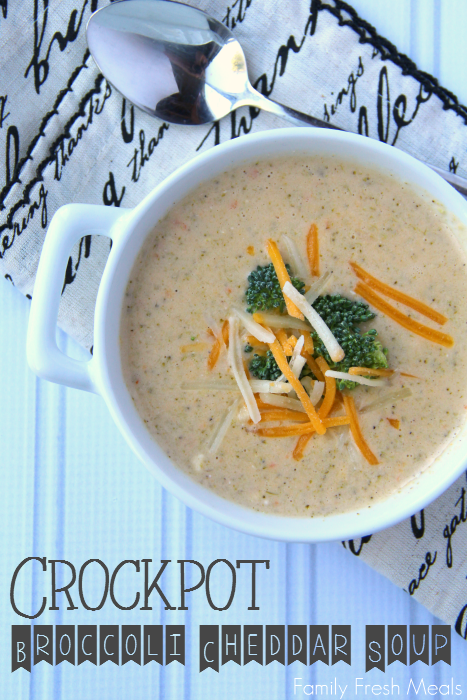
[180,342,209,353]
[343,394,379,465]
[354,282,454,348]
[258,409,310,423]
[302,330,314,354]
[303,351,325,382]
[275,328,294,356]
[307,223,320,276]
[207,337,221,370]
[255,415,350,438]
[316,356,336,419]
[349,367,394,377]
[293,434,313,460]
[267,239,304,319]
[350,261,448,325]
[387,418,400,429]
[268,337,326,435]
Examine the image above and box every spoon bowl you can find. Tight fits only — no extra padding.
[87,0,254,125]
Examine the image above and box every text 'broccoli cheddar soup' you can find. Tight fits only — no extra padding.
[120,156,467,518]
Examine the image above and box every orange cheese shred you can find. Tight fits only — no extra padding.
[303,351,325,382]
[255,415,349,438]
[268,338,325,434]
[306,223,320,276]
[332,391,343,409]
[293,402,360,459]
[180,342,209,353]
[302,330,314,354]
[354,282,454,348]
[221,319,229,347]
[316,356,336,419]
[259,409,310,423]
[245,335,269,350]
[343,394,379,465]
[274,328,294,356]
[387,418,400,429]
[207,337,221,370]
[350,261,448,325]
[207,320,229,370]
[349,367,394,377]
[266,239,304,319]
[293,433,313,460]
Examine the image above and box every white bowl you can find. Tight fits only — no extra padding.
[27,128,467,542]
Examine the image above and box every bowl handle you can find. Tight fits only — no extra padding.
[27,203,130,393]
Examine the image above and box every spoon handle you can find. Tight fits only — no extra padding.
[249,89,467,198]
[267,98,343,131]
[428,165,467,198]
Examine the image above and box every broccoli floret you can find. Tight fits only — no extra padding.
[311,294,388,390]
[248,294,388,389]
[249,351,283,381]
[245,263,305,314]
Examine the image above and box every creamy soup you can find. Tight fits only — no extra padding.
[120,156,467,517]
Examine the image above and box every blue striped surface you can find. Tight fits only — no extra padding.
[1,1,466,697]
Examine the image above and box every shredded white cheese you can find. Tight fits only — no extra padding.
[290,335,305,363]
[228,316,261,423]
[290,355,306,379]
[249,380,293,394]
[325,370,385,387]
[305,271,333,305]
[237,404,250,422]
[289,336,306,379]
[310,380,325,405]
[254,311,311,331]
[280,234,309,280]
[360,388,413,414]
[258,393,306,412]
[282,281,344,363]
[274,376,285,385]
[232,307,275,343]
[300,376,313,393]
[192,454,204,472]
[207,398,241,454]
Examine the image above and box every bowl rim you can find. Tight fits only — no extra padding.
[92,126,467,542]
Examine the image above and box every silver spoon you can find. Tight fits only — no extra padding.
[87,0,467,196]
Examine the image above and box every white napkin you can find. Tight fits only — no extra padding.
[2,0,467,637]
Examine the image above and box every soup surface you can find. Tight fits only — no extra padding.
[120,155,467,517]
